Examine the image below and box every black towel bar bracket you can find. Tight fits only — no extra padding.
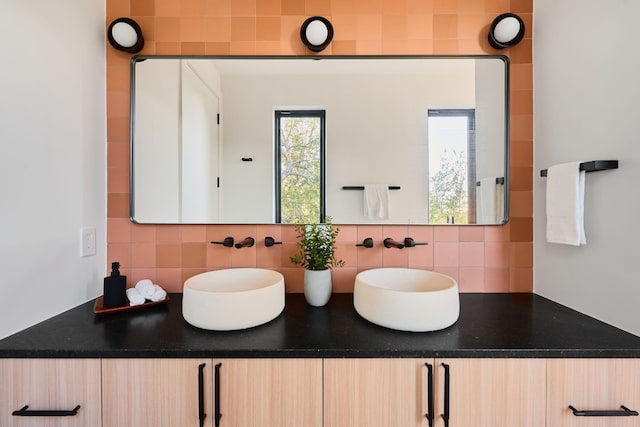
[342,186,400,190]
[540,160,618,177]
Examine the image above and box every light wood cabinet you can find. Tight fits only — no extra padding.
[435,358,546,427]
[547,359,640,427]
[102,358,212,427]
[324,358,425,427]
[324,358,546,427]
[0,358,102,427]
[4,356,639,427]
[215,358,323,427]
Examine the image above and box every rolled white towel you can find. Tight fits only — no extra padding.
[150,284,167,302]
[135,279,156,299]
[126,287,145,306]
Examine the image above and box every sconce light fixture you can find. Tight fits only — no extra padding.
[488,13,525,49]
[107,18,144,53]
[300,16,334,52]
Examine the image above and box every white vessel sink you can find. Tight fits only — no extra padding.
[183,268,285,331]
[354,268,459,332]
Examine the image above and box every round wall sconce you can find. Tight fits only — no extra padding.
[488,13,525,49]
[300,16,334,52]
[107,18,144,53]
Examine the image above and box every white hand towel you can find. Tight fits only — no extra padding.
[477,177,497,223]
[546,162,586,246]
[150,284,167,302]
[494,181,505,224]
[126,287,145,306]
[364,184,389,220]
[135,279,156,299]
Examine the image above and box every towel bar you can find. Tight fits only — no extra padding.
[342,186,401,190]
[540,160,618,177]
[476,177,505,186]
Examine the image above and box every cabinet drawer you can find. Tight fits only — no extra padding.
[547,359,640,427]
[217,358,323,427]
[324,358,425,427]
[102,358,213,427]
[0,358,102,427]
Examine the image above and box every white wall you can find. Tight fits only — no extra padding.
[0,0,106,338]
[133,59,222,223]
[475,59,507,183]
[133,60,180,222]
[181,62,221,223]
[221,68,475,224]
[534,0,640,335]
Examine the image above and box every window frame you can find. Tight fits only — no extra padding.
[427,108,477,224]
[274,109,327,224]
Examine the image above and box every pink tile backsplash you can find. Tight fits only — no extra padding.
[106,0,533,294]
[459,242,485,268]
[433,242,460,268]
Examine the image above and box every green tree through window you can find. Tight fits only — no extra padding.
[276,110,325,224]
[428,109,476,224]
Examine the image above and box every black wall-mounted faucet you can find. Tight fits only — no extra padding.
[235,237,255,249]
[264,236,282,247]
[404,237,429,248]
[383,238,405,249]
[356,237,374,248]
[211,237,234,247]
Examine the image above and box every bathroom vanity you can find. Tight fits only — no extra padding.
[1,293,640,427]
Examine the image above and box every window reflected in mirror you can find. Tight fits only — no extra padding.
[275,110,326,224]
[428,109,476,225]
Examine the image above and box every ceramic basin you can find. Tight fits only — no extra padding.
[183,268,285,331]
[353,268,459,332]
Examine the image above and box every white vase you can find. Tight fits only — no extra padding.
[304,269,332,307]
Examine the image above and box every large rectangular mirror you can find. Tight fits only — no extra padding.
[131,55,509,225]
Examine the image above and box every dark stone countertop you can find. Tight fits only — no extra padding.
[1,293,640,358]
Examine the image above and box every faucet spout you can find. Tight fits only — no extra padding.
[235,237,255,249]
[383,238,405,249]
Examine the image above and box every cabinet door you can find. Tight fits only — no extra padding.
[547,359,640,427]
[215,358,322,427]
[102,358,212,427]
[435,358,546,427]
[324,358,427,427]
[0,358,102,427]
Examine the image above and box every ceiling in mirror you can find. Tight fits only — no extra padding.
[131,55,509,225]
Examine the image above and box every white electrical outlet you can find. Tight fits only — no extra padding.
[81,227,96,257]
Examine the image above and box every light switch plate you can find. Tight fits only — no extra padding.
[81,227,96,257]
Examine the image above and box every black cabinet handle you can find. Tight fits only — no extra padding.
[12,405,81,417]
[569,405,639,417]
[424,363,434,427]
[441,363,450,427]
[198,363,207,427]
[215,362,222,427]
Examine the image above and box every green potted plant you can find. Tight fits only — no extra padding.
[290,218,345,306]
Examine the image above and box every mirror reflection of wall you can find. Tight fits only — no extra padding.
[131,56,508,225]
[133,59,221,223]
